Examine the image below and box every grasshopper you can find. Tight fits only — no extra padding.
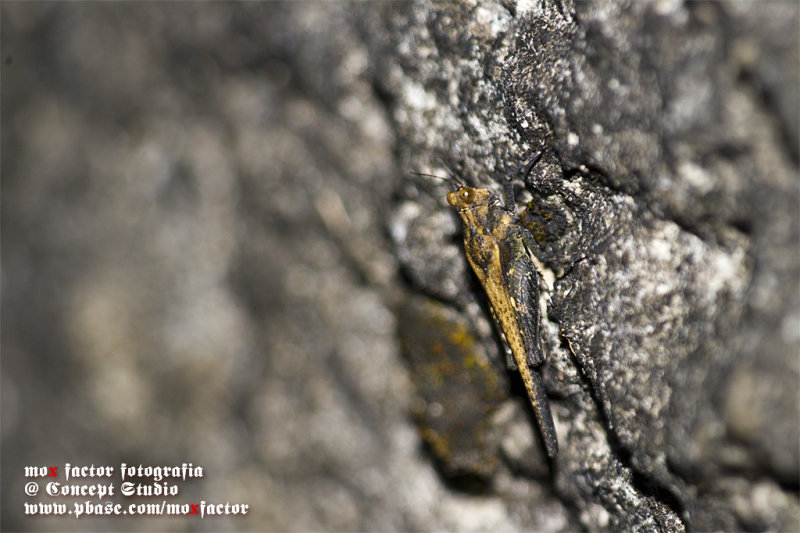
[418,152,558,457]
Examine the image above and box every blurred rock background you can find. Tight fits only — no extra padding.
[2,2,797,532]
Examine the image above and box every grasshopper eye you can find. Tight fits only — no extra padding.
[446,186,476,208]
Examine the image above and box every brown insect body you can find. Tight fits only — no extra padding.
[447,185,558,457]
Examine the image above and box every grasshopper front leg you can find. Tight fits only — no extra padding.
[502,150,543,211]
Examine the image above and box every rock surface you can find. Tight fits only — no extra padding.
[2,2,797,531]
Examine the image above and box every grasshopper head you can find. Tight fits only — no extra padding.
[447,186,492,210]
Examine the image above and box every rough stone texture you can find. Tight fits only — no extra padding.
[2,2,797,532]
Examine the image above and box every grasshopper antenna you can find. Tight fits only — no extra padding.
[409,170,463,191]
[436,157,467,190]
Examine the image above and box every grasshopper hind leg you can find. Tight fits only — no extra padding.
[525,366,559,457]
[506,250,544,367]
[506,236,557,456]
[489,306,518,370]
